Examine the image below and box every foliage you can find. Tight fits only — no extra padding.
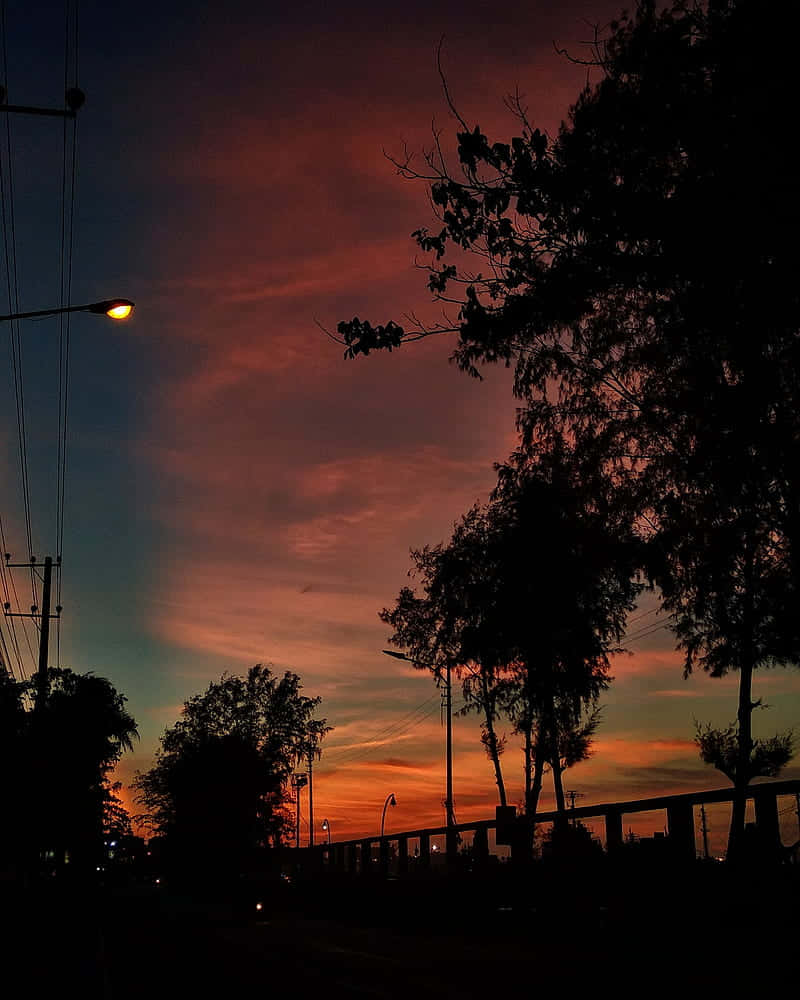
[104,781,134,841]
[336,0,800,856]
[382,440,642,819]
[695,719,794,785]
[0,666,138,870]
[134,664,329,871]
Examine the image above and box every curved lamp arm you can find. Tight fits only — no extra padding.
[380,793,397,837]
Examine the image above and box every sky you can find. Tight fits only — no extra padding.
[1,0,798,855]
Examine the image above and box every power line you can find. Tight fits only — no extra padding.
[55,0,79,668]
[319,697,466,770]
[321,696,440,767]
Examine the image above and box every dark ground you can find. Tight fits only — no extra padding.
[3,863,797,998]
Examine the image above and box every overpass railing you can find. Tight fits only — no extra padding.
[311,779,800,875]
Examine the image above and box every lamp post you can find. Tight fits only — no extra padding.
[0,298,134,323]
[291,772,308,849]
[383,649,456,857]
[381,793,397,838]
[321,818,331,845]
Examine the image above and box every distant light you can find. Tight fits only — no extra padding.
[155,878,161,884]
[109,840,117,847]
[106,302,133,320]
[256,902,263,911]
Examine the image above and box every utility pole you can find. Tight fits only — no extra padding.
[384,648,457,860]
[37,557,53,710]
[307,753,314,847]
[566,789,584,826]
[700,803,710,859]
[795,792,800,842]
[3,555,61,710]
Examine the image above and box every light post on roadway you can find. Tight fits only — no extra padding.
[321,818,331,845]
[380,793,396,838]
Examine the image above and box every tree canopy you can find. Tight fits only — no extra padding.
[134,665,329,875]
[382,441,642,827]
[336,0,800,857]
[0,666,138,874]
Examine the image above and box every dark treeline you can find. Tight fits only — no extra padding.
[0,667,138,876]
[0,662,328,885]
[133,664,330,881]
[338,0,800,859]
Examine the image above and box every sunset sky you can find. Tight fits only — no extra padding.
[2,0,798,855]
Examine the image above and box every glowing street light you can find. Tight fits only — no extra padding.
[321,818,331,845]
[0,298,135,323]
[380,793,397,838]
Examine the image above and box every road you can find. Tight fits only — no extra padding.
[4,867,798,998]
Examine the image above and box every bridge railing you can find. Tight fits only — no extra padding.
[313,779,800,874]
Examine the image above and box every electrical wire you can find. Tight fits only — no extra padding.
[320,697,446,767]
[319,698,466,771]
[623,619,671,647]
[320,694,441,766]
[56,0,79,668]
[0,0,40,678]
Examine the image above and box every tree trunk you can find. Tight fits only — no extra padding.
[530,742,545,818]
[727,542,756,862]
[552,759,567,815]
[486,726,507,808]
[481,674,507,808]
[523,721,533,816]
[727,654,754,862]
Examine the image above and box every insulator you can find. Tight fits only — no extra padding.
[65,87,85,111]
[30,605,38,613]
[55,605,63,614]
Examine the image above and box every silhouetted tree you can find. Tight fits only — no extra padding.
[648,463,797,857]
[486,444,641,827]
[381,504,514,808]
[695,720,794,785]
[383,440,642,832]
[0,666,138,873]
[134,665,329,877]
[336,0,800,855]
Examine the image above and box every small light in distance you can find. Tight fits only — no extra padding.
[256,902,263,911]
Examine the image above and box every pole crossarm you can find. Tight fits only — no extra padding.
[0,103,76,119]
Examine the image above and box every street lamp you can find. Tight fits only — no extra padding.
[380,793,397,837]
[0,298,135,322]
[321,818,331,845]
[383,649,456,856]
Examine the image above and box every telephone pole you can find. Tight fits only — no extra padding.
[307,753,314,847]
[3,555,61,709]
